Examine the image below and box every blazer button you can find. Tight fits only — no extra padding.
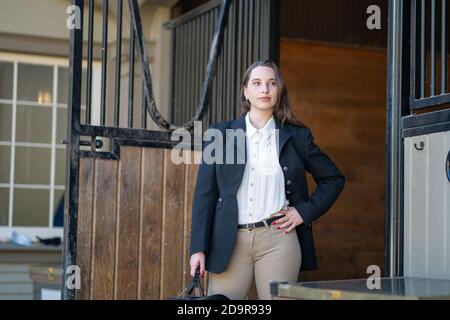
[218,198,222,201]
[283,166,288,171]
[286,190,291,194]
[286,180,291,185]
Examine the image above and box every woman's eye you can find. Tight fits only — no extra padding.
[269,82,276,86]
[253,82,260,86]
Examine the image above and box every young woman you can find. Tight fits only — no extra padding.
[189,60,345,300]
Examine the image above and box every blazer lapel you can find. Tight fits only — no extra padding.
[274,117,292,157]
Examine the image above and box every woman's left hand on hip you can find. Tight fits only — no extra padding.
[272,206,304,233]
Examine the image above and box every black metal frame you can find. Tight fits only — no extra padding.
[402,107,450,137]
[132,0,232,130]
[63,0,84,300]
[388,0,450,278]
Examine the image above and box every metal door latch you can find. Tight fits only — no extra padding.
[414,141,425,151]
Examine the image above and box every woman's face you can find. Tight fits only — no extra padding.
[244,66,278,112]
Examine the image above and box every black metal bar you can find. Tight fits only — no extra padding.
[403,121,450,137]
[86,0,94,124]
[248,0,254,64]
[114,0,123,127]
[169,27,176,124]
[269,0,280,64]
[228,0,235,120]
[209,10,215,125]
[182,22,187,124]
[225,8,231,121]
[254,0,260,61]
[411,92,450,108]
[63,0,84,301]
[178,24,185,125]
[128,16,135,128]
[411,0,419,103]
[100,0,108,126]
[189,19,194,123]
[442,0,447,94]
[175,26,181,124]
[386,0,409,278]
[236,0,243,119]
[201,13,208,122]
[141,81,147,128]
[194,17,200,123]
[431,0,436,96]
[403,108,450,128]
[217,27,223,122]
[261,0,268,60]
[420,0,426,98]
[243,0,248,70]
[78,124,172,141]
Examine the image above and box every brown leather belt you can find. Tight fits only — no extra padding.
[237,215,284,230]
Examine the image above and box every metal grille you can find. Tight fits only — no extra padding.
[167,0,278,128]
[410,0,450,110]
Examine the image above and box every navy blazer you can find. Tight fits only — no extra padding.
[190,112,345,273]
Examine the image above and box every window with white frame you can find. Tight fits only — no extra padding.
[0,53,94,240]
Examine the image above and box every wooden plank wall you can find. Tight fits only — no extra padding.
[76,147,200,299]
[280,40,387,281]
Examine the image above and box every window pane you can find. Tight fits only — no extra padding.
[0,104,12,141]
[0,188,9,226]
[58,67,87,105]
[0,146,10,183]
[53,189,64,227]
[17,63,53,103]
[0,62,13,100]
[56,107,67,144]
[55,149,66,186]
[13,188,49,227]
[16,105,52,143]
[57,67,68,105]
[14,147,51,184]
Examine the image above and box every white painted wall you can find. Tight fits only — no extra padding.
[404,130,450,280]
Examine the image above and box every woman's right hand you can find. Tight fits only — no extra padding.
[190,252,206,278]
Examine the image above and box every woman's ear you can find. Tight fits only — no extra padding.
[243,86,248,100]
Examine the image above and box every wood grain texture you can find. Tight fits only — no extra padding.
[281,40,386,281]
[75,158,94,300]
[115,147,141,299]
[160,149,186,299]
[91,159,118,299]
[139,148,164,299]
[183,151,200,288]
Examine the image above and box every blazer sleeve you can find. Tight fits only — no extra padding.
[294,128,345,226]
[189,124,219,256]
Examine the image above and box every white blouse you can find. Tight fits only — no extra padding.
[236,113,289,224]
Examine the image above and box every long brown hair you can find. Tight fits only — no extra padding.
[239,60,304,127]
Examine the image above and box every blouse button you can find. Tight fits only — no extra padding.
[286,180,291,185]
[283,166,288,171]
[286,190,291,195]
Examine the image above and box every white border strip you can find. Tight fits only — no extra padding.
[8,62,17,228]
[0,141,65,148]
[49,66,58,227]
[0,183,65,190]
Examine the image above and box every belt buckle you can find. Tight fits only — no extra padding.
[247,223,256,230]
